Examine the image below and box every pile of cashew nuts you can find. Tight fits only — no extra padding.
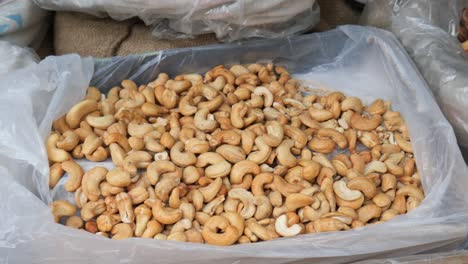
[47,63,425,245]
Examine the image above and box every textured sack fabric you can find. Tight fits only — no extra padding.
[317,0,361,30]
[35,0,319,42]
[54,12,219,57]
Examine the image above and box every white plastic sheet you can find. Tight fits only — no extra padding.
[31,0,319,42]
[0,41,38,75]
[0,0,48,48]
[356,250,468,263]
[361,0,468,150]
[1,26,467,263]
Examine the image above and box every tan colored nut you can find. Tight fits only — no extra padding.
[122,151,152,176]
[46,133,71,163]
[56,131,80,151]
[285,193,314,211]
[65,99,98,128]
[216,144,246,163]
[96,213,120,232]
[115,192,135,224]
[317,128,347,149]
[337,206,358,220]
[81,199,106,221]
[197,152,232,179]
[358,204,382,223]
[202,215,239,246]
[254,196,273,220]
[50,200,76,222]
[381,173,397,191]
[341,97,363,113]
[364,160,387,175]
[275,214,302,237]
[380,209,399,221]
[128,186,149,205]
[53,115,71,134]
[228,188,256,219]
[106,168,131,188]
[82,167,108,201]
[333,180,363,201]
[66,215,84,229]
[251,173,273,196]
[347,177,377,199]
[372,193,392,208]
[155,168,181,201]
[185,229,204,243]
[276,139,297,168]
[396,185,424,201]
[170,141,197,167]
[134,204,152,237]
[111,223,133,240]
[313,218,349,233]
[197,177,221,203]
[142,220,163,238]
[395,132,413,153]
[152,200,182,225]
[336,194,364,210]
[349,113,382,131]
[49,163,64,189]
[86,115,115,129]
[61,160,84,192]
[147,160,176,185]
[308,137,335,154]
[230,160,260,185]
[367,99,386,115]
[247,220,279,241]
[359,132,380,148]
[247,136,272,164]
[182,166,201,184]
[273,175,304,197]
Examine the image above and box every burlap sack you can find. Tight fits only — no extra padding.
[316,0,361,30]
[54,12,219,57]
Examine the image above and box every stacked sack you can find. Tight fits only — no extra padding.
[361,0,468,153]
[34,0,320,42]
[0,0,48,49]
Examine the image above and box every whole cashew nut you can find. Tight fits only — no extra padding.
[82,166,108,201]
[275,214,302,237]
[62,160,84,192]
[170,141,197,167]
[228,188,256,219]
[276,139,297,168]
[50,200,76,222]
[230,160,260,185]
[202,215,239,246]
[47,134,71,163]
[66,99,98,128]
[197,152,232,178]
[147,160,176,185]
[194,109,217,132]
[152,200,182,224]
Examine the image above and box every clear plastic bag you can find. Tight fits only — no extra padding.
[1,26,468,263]
[0,41,39,75]
[31,0,319,42]
[361,0,468,149]
[356,250,468,263]
[0,0,48,48]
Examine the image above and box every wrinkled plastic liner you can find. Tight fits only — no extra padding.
[0,26,467,263]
